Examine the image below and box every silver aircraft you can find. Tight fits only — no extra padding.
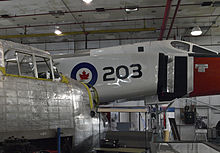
[0,40,104,152]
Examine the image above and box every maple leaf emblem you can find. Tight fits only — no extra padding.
[79,71,89,80]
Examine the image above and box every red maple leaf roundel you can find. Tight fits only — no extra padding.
[79,71,89,80]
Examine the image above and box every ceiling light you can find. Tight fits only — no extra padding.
[54,29,62,35]
[201,1,212,6]
[191,26,202,36]
[82,0,93,4]
[125,6,139,12]
[54,26,62,35]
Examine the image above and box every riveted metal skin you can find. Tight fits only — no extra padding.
[0,39,104,151]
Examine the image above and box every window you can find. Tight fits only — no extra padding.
[36,56,60,79]
[6,59,19,75]
[171,41,190,52]
[4,50,59,80]
[5,50,18,75]
[17,53,35,77]
[36,56,52,79]
[138,46,144,52]
[192,45,217,55]
[5,51,35,77]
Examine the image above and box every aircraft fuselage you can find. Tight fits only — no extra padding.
[55,40,219,103]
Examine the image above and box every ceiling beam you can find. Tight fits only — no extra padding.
[0,15,218,31]
[60,0,85,32]
[0,3,201,19]
[0,27,156,39]
[166,0,181,40]
[158,0,172,40]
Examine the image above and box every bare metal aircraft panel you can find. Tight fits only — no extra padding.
[0,71,99,146]
[0,39,104,152]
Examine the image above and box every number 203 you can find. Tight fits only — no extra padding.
[103,64,142,81]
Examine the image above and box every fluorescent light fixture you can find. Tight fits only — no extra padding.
[54,29,62,35]
[125,7,139,12]
[82,0,93,4]
[54,26,62,35]
[191,26,202,36]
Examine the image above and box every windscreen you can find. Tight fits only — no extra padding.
[171,41,190,52]
[36,56,52,79]
[193,45,217,54]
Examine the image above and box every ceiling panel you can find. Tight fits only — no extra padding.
[0,0,218,44]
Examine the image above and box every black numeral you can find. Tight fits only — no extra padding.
[103,67,115,81]
[103,64,142,81]
[116,65,129,79]
[130,64,142,78]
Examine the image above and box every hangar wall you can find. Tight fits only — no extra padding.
[29,38,152,55]
[28,35,220,55]
[107,96,220,141]
[173,96,220,140]
[31,41,75,55]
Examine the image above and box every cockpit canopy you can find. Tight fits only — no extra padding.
[170,40,218,55]
[0,40,59,80]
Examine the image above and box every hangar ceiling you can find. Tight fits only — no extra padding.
[0,0,219,46]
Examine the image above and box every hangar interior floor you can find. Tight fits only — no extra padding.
[151,142,220,153]
[93,140,220,153]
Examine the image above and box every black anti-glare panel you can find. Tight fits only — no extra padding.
[157,53,175,101]
[157,54,187,101]
[174,56,187,98]
[157,53,167,93]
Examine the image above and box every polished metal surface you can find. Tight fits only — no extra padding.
[0,72,100,145]
[0,39,102,151]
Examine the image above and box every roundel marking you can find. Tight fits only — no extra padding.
[71,62,98,86]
